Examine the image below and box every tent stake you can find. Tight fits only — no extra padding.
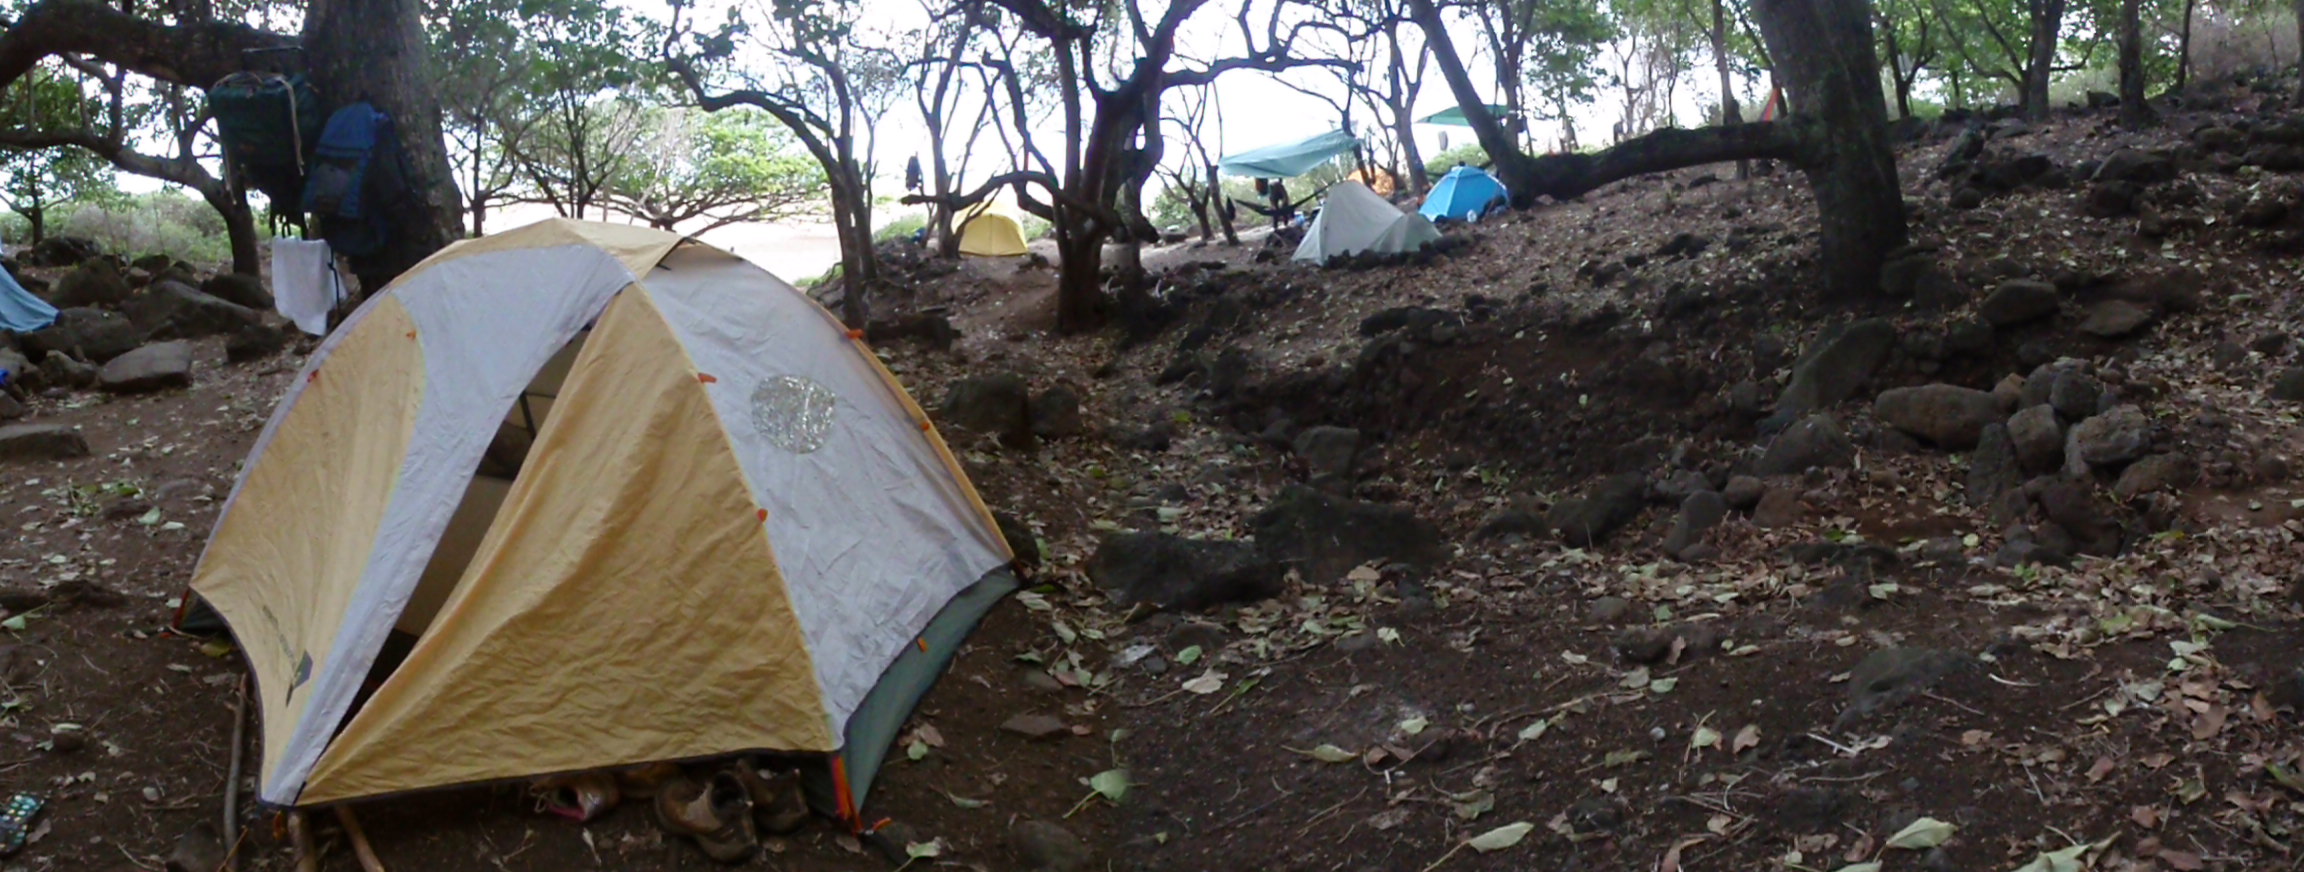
[335,806,387,872]
[222,674,248,872]
[287,811,316,872]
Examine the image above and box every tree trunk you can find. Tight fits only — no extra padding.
[827,172,875,326]
[1754,0,1908,300]
[2118,0,2152,127]
[2294,0,2303,105]
[2175,0,2193,92]
[301,0,463,293]
[2020,0,2065,119]
[24,207,41,246]
[1207,161,1238,245]
[470,193,488,237]
[202,186,261,275]
[1712,0,1749,177]
[1053,231,1104,331]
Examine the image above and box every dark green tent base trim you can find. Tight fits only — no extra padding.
[803,567,1019,825]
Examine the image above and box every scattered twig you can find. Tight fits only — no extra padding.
[1295,785,1368,835]
[1921,689,1986,717]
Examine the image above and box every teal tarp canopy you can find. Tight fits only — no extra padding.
[1419,165,1509,221]
[1418,105,1513,127]
[1218,128,1358,178]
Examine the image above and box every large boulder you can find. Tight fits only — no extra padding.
[2077,300,2154,338]
[0,348,31,387]
[2006,404,2065,473]
[97,341,193,394]
[1757,414,1856,476]
[1547,473,1649,548]
[1966,422,2023,508]
[224,322,292,364]
[1772,319,1896,421]
[22,308,142,363]
[48,260,131,308]
[2114,453,2195,499]
[2032,479,2121,556]
[199,273,274,311]
[938,372,1033,448]
[2270,366,2304,402]
[0,423,89,462]
[1979,280,2060,327]
[39,353,96,389]
[1873,384,2001,449]
[122,281,261,341]
[1251,486,1443,584]
[2065,405,2150,475]
[1291,426,1361,479]
[20,236,99,268]
[1028,385,1084,440]
[1661,490,1728,559]
[2091,148,2177,185]
[1087,531,1283,610]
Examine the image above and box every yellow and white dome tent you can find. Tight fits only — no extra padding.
[174,218,1014,823]
[954,198,1030,256]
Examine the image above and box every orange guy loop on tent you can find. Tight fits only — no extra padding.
[756,508,768,522]
[915,637,928,652]
[696,373,717,384]
[846,329,865,340]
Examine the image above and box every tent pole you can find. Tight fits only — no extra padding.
[335,806,387,872]
[221,674,248,871]
[287,811,316,872]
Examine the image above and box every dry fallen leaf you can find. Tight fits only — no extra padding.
[2085,757,2116,783]
[1731,724,1761,754]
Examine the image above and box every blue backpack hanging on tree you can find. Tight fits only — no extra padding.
[301,101,405,258]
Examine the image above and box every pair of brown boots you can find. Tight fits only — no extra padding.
[653,761,809,864]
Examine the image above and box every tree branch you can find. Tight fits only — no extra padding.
[0,125,222,194]
[0,0,290,92]
[1507,120,1805,203]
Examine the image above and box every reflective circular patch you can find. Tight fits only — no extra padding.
[750,375,836,453]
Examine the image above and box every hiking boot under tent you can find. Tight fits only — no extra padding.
[172,218,1016,825]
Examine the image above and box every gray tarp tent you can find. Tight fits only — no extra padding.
[1218,128,1360,178]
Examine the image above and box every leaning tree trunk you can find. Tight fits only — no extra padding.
[201,185,261,275]
[1754,0,1908,300]
[826,172,876,326]
[1206,162,1238,245]
[2118,0,2153,127]
[23,207,41,245]
[303,0,462,293]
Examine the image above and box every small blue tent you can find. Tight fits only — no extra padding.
[0,266,55,333]
[1419,165,1509,222]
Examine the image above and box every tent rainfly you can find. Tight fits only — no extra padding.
[1294,181,1442,264]
[956,200,1029,256]
[1417,104,1515,127]
[1419,165,1510,222]
[0,266,55,333]
[174,218,1015,825]
[1217,128,1360,178]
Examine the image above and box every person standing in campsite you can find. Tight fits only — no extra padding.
[1267,178,1294,229]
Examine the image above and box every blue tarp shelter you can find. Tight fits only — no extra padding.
[1419,165,1509,222]
[0,266,55,333]
[1218,128,1359,178]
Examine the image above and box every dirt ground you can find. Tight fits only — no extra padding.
[5,84,2304,872]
